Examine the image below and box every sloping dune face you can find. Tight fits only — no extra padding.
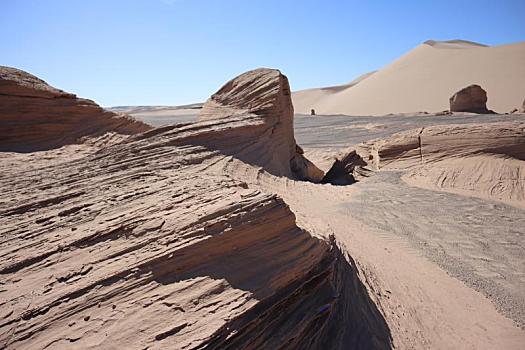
[0,69,391,349]
[293,40,525,115]
[331,121,525,208]
[292,71,376,115]
[0,66,151,152]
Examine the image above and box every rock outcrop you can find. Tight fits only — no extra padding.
[0,68,391,349]
[0,66,151,152]
[199,68,324,182]
[449,84,492,114]
[326,121,525,207]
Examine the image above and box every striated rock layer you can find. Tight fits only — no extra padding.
[0,66,151,152]
[199,68,324,182]
[326,121,525,208]
[0,69,391,349]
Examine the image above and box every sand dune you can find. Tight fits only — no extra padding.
[292,71,376,115]
[292,40,525,115]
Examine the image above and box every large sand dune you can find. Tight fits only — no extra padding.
[292,40,525,115]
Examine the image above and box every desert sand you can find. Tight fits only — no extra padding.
[108,104,203,126]
[292,40,525,115]
[1,65,524,350]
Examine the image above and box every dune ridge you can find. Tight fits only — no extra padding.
[292,40,525,115]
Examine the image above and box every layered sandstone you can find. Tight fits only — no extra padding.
[326,121,525,207]
[0,68,390,349]
[0,66,150,152]
[199,68,324,182]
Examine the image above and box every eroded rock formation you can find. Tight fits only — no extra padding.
[0,66,150,152]
[0,68,391,349]
[199,68,324,182]
[449,84,492,114]
[326,121,525,207]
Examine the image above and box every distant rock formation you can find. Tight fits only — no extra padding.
[311,108,316,115]
[0,68,391,349]
[520,98,525,113]
[449,84,492,114]
[199,68,323,182]
[327,121,525,207]
[0,66,150,152]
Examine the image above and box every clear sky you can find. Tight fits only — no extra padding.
[1,0,524,107]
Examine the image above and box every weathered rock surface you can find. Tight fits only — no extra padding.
[327,121,525,207]
[0,66,151,152]
[0,68,390,349]
[449,84,492,114]
[199,68,324,182]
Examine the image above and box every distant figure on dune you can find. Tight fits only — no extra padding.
[449,84,494,114]
[311,108,316,115]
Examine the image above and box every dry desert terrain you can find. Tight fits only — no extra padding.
[1,40,524,349]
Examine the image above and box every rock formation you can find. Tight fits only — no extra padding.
[326,121,525,207]
[0,68,391,349]
[199,68,324,182]
[0,66,150,152]
[449,84,492,114]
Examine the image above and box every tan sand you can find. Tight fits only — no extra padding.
[292,40,525,115]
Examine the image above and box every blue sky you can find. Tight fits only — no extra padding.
[1,0,524,107]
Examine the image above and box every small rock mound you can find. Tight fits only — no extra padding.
[0,66,150,152]
[449,84,492,114]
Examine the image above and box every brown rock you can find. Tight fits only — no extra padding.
[0,68,390,349]
[449,84,492,114]
[199,68,323,182]
[0,66,151,152]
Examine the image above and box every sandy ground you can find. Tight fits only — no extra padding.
[254,168,525,349]
[293,113,525,327]
[107,105,202,126]
[346,171,525,326]
[261,112,525,347]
